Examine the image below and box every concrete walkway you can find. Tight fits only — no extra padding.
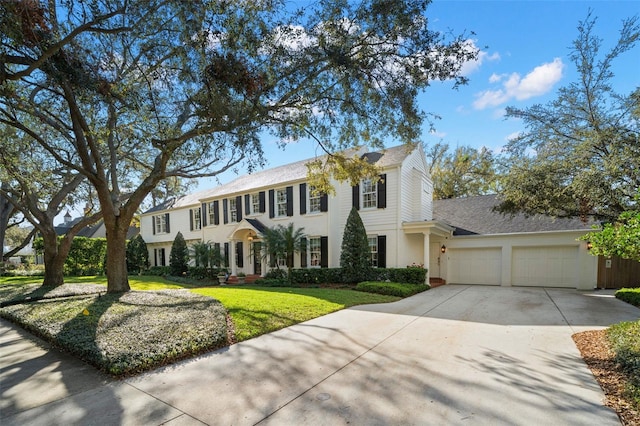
[2,285,639,425]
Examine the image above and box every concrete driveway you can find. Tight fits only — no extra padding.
[2,285,639,425]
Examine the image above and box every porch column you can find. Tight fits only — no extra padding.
[423,231,430,284]
[230,240,237,276]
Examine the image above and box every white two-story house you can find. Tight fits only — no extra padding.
[140,143,600,289]
[141,144,450,281]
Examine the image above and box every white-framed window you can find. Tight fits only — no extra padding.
[229,198,238,222]
[192,207,202,230]
[276,188,287,217]
[251,193,261,214]
[309,186,321,213]
[368,236,378,267]
[278,254,288,268]
[208,201,216,224]
[362,179,377,209]
[154,215,167,233]
[309,237,321,267]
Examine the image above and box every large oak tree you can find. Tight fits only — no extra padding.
[497,13,639,221]
[1,0,476,292]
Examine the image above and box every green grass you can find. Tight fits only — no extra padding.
[193,286,399,341]
[0,276,401,375]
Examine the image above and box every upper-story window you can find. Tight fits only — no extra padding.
[362,179,377,209]
[309,186,321,213]
[190,207,201,231]
[276,188,287,217]
[251,193,261,215]
[208,201,216,225]
[229,198,238,222]
[153,214,169,234]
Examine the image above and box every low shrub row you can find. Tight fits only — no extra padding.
[607,319,640,409]
[616,288,640,308]
[265,266,428,286]
[355,281,429,297]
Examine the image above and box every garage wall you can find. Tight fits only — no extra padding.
[440,231,597,290]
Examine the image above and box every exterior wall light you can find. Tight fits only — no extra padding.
[586,241,593,250]
[441,244,446,253]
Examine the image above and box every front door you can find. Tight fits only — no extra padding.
[253,242,262,275]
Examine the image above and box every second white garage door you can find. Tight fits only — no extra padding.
[448,248,502,285]
[511,246,578,287]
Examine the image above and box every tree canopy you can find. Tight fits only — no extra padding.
[0,0,477,292]
[426,142,498,200]
[496,12,640,221]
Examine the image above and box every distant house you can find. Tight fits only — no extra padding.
[140,144,599,290]
[54,212,138,239]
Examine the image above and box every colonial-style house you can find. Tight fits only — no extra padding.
[140,144,602,290]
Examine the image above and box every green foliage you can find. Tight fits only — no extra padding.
[581,210,640,262]
[143,266,171,276]
[34,236,107,276]
[260,223,306,283]
[190,241,211,268]
[290,268,345,285]
[497,14,640,221]
[426,142,498,200]
[616,288,640,308]
[356,281,429,297]
[0,289,228,376]
[126,234,149,274]
[169,232,189,276]
[371,267,428,285]
[607,320,640,409]
[340,207,372,283]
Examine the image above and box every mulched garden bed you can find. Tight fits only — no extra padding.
[573,330,640,425]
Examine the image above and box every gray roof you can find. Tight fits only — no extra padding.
[433,194,595,235]
[145,145,413,214]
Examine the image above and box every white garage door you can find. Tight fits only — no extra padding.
[511,246,578,287]
[449,248,501,285]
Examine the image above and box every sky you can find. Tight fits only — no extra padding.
[196,0,640,192]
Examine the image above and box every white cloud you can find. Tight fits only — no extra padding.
[459,40,500,76]
[505,131,521,142]
[429,129,447,138]
[473,57,564,110]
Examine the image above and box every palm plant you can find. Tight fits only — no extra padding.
[261,223,306,283]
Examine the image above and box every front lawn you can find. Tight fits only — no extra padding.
[0,277,400,375]
[193,286,399,341]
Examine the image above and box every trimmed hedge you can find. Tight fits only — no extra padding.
[607,320,640,408]
[143,266,171,276]
[616,288,640,308]
[356,281,429,297]
[287,267,427,285]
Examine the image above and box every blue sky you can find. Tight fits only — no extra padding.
[197,0,639,192]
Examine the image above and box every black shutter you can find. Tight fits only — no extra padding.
[259,191,266,213]
[286,186,293,216]
[189,209,194,231]
[320,236,328,268]
[213,201,220,225]
[223,198,228,224]
[320,193,328,212]
[244,194,251,215]
[352,184,360,210]
[287,251,293,268]
[152,216,156,235]
[236,242,243,267]
[300,237,307,268]
[269,189,275,218]
[201,203,207,227]
[154,249,158,266]
[224,242,229,267]
[300,183,307,215]
[377,174,387,209]
[165,213,170,233]
[214,243,221,267]
[377,235,386,268]
[236,195,243,221]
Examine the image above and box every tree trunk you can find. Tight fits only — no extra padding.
[105,217,130,293]
[41,230,72,287]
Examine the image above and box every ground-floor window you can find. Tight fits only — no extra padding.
[309,237,321,267]
[368,236,378,267]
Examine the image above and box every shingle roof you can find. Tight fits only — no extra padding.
[433,194,595,235]
[144,145,413,214]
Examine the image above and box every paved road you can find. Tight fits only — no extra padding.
[2,285,639,425]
